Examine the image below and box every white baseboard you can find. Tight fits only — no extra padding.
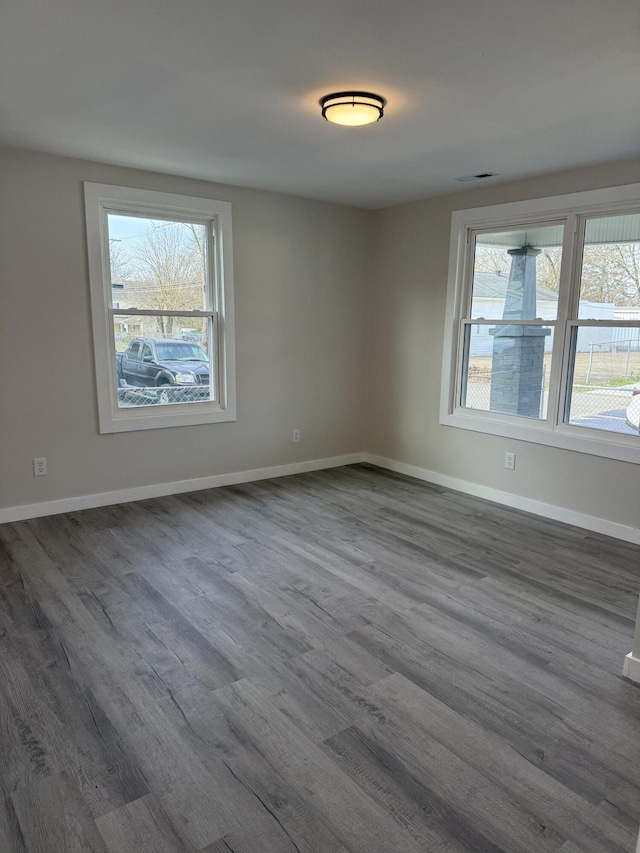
[0,453,366,524]
[623,653,640,685]
[3,450,639,547]
[363,453,640,546]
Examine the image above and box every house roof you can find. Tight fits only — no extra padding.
[472,271,559,302]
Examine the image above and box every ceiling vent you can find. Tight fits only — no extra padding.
[455,172,500,182]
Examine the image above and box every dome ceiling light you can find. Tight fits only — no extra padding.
[320,91,386,126]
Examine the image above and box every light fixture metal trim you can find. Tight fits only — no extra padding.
[455,172,500,182]
[320,91,386,126]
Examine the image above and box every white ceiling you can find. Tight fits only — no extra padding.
[1,0,639,208]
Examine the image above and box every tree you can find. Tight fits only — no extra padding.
[124,222,207,336]
[536,248,562,292]
[474,246,510,276]
[581,243,640,307]
[474,245,562,292]
[109,238,133,283]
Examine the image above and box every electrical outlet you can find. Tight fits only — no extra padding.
[292,429,301,443]
[33,457,47,477]
[504,452,516,470]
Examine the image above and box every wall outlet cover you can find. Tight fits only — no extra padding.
[33,457,47,477]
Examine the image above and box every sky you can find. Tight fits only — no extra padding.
[108,214,156,251]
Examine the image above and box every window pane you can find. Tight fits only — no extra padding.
[566,325,640,435]
[461,323,554,419]
[114,316,214,408]
[107,213,209,312]
[471,224,563,320]
[579,213,640,319]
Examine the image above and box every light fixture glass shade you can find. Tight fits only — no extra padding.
[320,92,385,126]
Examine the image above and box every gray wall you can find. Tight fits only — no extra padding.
[366,157,640,529]
[0,148,371,509]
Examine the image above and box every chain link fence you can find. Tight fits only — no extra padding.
[463,347,640,435]
[583,340,640,384]
[568,386,639,434]
[118,385,211,407]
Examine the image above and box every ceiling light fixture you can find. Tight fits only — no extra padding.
[320,91,386,126]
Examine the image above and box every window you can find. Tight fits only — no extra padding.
[441,184,640,463]
[85,184,235,433]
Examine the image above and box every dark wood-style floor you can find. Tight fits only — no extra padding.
[0,464,639,853]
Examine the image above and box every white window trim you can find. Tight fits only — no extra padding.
[440,182,640,464]
[84,183,236,433]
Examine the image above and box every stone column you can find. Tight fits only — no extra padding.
[489,246,550,418]
[502,246,540,320]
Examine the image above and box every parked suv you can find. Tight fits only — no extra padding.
[116,338,210,404]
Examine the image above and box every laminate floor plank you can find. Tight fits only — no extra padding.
[0,529,287,850]
[369,673,636,853]
[605,780,640,827]
[437,575,632,668]
[373,620,640,808]
[11,773,108,853]
[322,725,507,853]
[94,794,189,853]
[224,570,393,683]
[354,598,640,754]
[408,595,639,715]
[0,464,638,852]
[0,547,150,820]
[155,681,351,853]
[0,642,148,819]
[349,615,640,797]
[211,679,424,853]
[351,710,565,853]
[475,558,636,631]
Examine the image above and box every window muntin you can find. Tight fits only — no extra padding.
[85,184,235,433]
[442,184,640,463]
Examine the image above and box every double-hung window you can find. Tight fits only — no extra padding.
[441,183,640,463]
[85,184,236,433]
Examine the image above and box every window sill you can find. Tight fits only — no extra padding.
[99,402,237,434]
[440,410,640,465]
